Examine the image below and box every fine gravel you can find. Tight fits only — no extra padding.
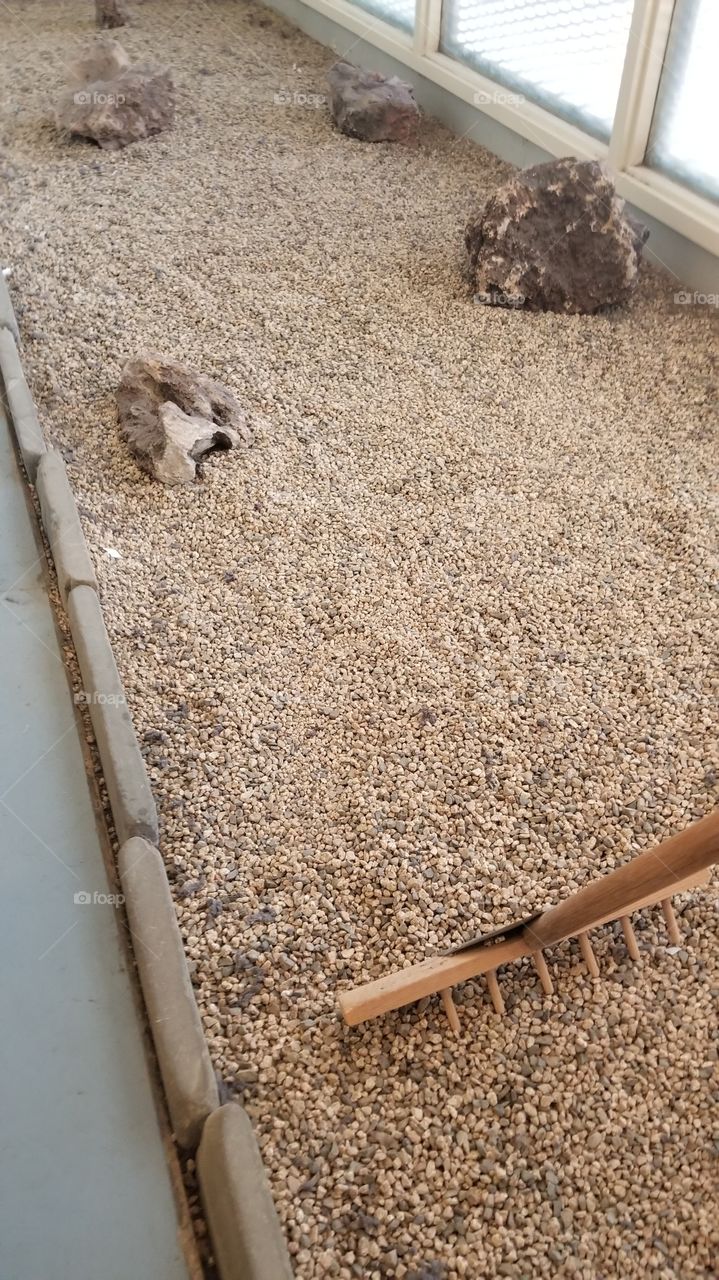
[1,2,718,1277]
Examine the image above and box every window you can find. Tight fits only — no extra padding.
[645,0,719,203]
[302,0,719,254]
[440,0,635,140]
[351,0,416,35]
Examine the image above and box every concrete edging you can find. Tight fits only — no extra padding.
[36,450,99,605]
[4,268,294,1280]
[0,272,20,341]
[199,1104,294,1280]
[0,326,47,480]
[67,584,159,846]
[118,837,220,1148]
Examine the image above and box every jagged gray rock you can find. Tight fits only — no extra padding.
[465,157,649,314]
[95,0,129,28]
[327,60,419,143]
[56,39,174,150]
[116,353,250,485]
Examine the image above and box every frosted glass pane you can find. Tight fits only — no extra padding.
[646,0,719,203]
[350,0,415,34]
[440,0,634,140]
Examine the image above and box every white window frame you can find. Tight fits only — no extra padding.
[301,0,719,257]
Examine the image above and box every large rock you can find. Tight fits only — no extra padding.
[117,354,250,485]
[56,40,174,150]
[65,36,130,88]
[327,60,419,143]
[465,157,649,314]
[95,0,129,28]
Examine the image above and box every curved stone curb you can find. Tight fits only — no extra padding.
[198,1104,294,1280]
[0,327,47,480]
[67,584,159,845]
[36,450,98,606]
[119,837,220,1149]
[0,271,20,341]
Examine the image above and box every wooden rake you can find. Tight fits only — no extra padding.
[338,808,719,1034]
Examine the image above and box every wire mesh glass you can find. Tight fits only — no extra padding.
[440,0,635,140]
[350,0,416,35]
[645,0,719,203]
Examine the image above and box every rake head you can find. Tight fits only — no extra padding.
[338,810,718,1034]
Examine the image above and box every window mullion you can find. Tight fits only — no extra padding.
[608,0,676,172]
[414,0,443,54]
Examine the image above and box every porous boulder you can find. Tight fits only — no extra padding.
[56,39,174,150]
[327,60,419,143]
[65,36,130,88]
[465,157,649,314]
[95,0,129,28]
[116,354,250,485]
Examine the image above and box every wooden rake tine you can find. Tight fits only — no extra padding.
[338,809,719,1033]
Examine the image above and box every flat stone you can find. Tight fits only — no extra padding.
[118,838,219,1149]
[117,352,249,484]
[327,60,419,143]
[66,585,158,845]
[198,1103,294,1280]
[35,451,98,606]
[0,327,47,480]
[465,156,649,313]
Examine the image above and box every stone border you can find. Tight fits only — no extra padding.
[0,275,293,1277]
[67,583,159,846]
[0,327,47,480]
[199,1104,294,1280]
[0,271,20,340]
[36,450,98,605]
[119,838,220,1148]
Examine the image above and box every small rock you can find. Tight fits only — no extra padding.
[465,156,648,313]
[95,0,129,28]
[327,60,419,143]
[116,352,250,485]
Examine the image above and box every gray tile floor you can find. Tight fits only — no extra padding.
[0,405,191,1279]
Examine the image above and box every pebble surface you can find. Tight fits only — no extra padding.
[1,2,717,1276]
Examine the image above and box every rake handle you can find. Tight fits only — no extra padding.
[522,807,719,951]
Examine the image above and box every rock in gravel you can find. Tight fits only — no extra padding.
[56,41,174,150]
[95,0,129,28]
[327,60,419,142]
[116,353,250,485]
[65,35,130,88]
[465,156,649,313]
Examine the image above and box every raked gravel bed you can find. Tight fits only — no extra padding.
[2,2,718,1276]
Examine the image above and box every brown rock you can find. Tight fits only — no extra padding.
[327,60,419,143]
[65,36,130,89]
[116,353,250,485]
[465,157,649,314]
[56,62,174,150]
[95,0,129,28]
